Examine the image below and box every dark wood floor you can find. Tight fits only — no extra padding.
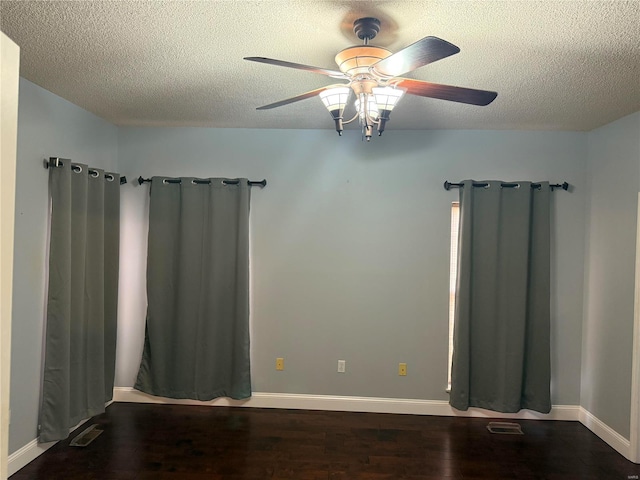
[10,402,640,479]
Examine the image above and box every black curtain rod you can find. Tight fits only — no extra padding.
[443,181,569,191]
[44,157,127,185]
[137,176,267,188]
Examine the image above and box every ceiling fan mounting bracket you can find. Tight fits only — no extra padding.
[353,17,380,43]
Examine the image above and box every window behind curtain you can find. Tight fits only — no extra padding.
[448,201,460,391]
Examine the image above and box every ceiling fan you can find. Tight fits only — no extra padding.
[244,17,497,141]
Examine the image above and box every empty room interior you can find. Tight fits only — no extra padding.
[1,1,640,479]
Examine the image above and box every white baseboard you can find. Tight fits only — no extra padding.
[7,438,57,477]
[7,423,90,478]
[579,407,632,461]
[7,405,111,477]
[113,387,579,420]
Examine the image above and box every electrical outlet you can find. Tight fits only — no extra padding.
[276,357,284,371]
[338,360,346,373]
[399,363,407,376]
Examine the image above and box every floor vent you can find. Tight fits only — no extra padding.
[486,422,523,435]
[69,424,103,447]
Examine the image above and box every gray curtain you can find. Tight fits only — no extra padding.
[134,177,251,400]
[40,163,120,443]
[449,180,551,414]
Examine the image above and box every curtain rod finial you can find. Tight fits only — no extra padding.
[44,157,63,169]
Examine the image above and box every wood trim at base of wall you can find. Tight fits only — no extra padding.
[7,401,113,477]
[113,387,580,420]
[579,406,633,462]
[7,438,57,477]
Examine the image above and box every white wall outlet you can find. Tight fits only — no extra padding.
[338,360,346,373]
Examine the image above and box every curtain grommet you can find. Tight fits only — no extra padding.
[71,165,83,174]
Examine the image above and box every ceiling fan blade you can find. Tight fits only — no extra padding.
[395,78,497,106]
[244,57,348,80]
[256,85,345,110]
[372,37,460,77]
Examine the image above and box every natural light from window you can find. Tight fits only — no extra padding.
[448,202,460,392]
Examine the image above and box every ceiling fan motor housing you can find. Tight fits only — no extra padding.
[335,46,391,78]
[353,17,381,42]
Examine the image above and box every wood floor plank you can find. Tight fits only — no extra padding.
[9,402,640,479]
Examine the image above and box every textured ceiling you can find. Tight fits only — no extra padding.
[1,1,639,132]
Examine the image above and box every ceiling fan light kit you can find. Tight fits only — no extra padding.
[244,17,497,141]
[319,87,351,135]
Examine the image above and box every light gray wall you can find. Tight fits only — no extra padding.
[582,111,640,440]
[9,79,117,453]
[10,78,598,457]
[116,127,587,405]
